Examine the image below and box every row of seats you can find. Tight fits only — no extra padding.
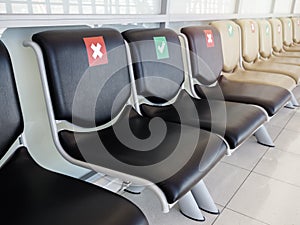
[0,17,298,224]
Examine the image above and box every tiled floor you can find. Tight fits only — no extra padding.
[122,87,300,225]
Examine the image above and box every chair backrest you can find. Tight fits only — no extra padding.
[0,41,24,158]
[269,18,284,52]
[181,26,223,85]
[211,20,240,72]
[32,28,131,127]
[291,17,300,43]
[236,19,259,63]
[280,17,294,46]
[122,28,184,104]
[257,20,273,58]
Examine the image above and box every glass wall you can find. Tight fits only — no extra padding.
[0,0,298,27]
[295,0,300,13]
[240,0,273,14]
[274,0,293,14]
[169,0,236,14]
[0,0,161,14]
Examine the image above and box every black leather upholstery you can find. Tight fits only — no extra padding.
[33,28,227,205]
[33,28,131,127]
[123,28,267,149]
[58,106,226,203]
[1,147,148,225]
[181,26,222,85]
[181,26,291,116]
[195,76,291,117]
[141,91,267,149]
[123,28,184,103]
[0,39,148,225]
[0,41,23,158]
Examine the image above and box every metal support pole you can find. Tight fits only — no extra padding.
[191,180,219,214]
[178,191,205,221]
[254,125,275,147]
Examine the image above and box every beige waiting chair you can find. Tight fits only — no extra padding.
[237,19,300,84]
[257,19,300,66]
[291,17,300,44]
[210,20,296,93]
[268,18,300,58]
[279,17,300,52]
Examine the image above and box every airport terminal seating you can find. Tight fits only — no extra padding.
[291,17,300,44]
[0,40,149,225]
[209,20,297,94]
[29,27,228,221]
[257,19,300,66]
[237,19,300,84]
[180,25,291,118]
[280,17,300,52]
[269,18,300,58]
[122,28,269,151]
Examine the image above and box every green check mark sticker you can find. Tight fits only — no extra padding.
[154,36,169,59]
[227,24,234,37]
[266,24,270,36]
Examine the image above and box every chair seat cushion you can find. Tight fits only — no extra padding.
[141,91,267,149]
[284,45,300,52]
[195,76,291,116]
[267,56,300,66]
[58,106,227,203]
[275,51,300,57]
[244,61,300,83]
[1,147,148,225]
[224,69,296,91]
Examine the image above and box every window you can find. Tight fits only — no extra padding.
[0,0,161,14]
[169,0,236,14]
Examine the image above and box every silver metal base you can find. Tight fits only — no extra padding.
[192,180,219,214]
[285,101,296,109]
[178,191,205,221]
[254,125,275,147]
[291,93,300,107]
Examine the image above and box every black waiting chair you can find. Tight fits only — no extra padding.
[122,28,270,151]
[0,40,148,225]
[26,28,228,221]
[180,26,292,135]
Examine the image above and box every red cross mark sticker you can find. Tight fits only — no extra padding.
[250,22,255,33]
[203,30,215,48]
[83,36,108,67]
[298,19,300,26]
